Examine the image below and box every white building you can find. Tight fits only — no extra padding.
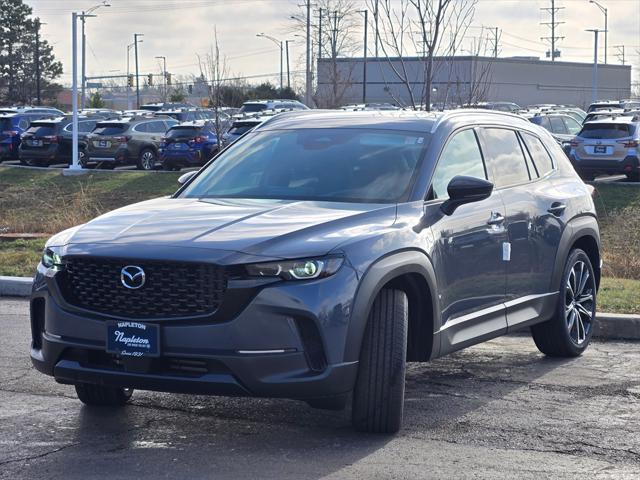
[316,56,632,109]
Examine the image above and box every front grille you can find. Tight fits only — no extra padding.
[58,257,227,319]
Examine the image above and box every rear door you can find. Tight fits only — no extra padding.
[427,128,508,354]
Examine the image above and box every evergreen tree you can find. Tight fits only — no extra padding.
[0,0,63,104]
[87,91,105,108]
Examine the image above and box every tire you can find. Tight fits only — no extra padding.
[531,248,596,357]
[626,172,640,182]
[137,148,157,170]
[74,383,133,406]
[352,289,408,434]
[78,149,88,168]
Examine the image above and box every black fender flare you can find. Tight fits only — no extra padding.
[343,249,440,364]
[550,214,601,293]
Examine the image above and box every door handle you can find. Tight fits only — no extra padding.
[487,211,505,226]
[547,202,566,216]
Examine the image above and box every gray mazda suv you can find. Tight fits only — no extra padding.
[30,110,600,433]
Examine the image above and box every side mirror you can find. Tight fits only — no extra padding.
[177,170,197,185]
[441,175,493,216]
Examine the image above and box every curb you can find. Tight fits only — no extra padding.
[1,275,639,340]
[0,276,33,297]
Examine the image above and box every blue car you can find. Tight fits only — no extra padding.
[159,120,219,170]
[1,112,56,161]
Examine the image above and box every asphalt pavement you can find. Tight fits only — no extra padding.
[2,298,640,479]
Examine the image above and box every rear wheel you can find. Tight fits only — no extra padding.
[531,249,596,357]
[137,148,157,170]
[626,172,640,182]
[352,289,408,434]
[74,383,133,406]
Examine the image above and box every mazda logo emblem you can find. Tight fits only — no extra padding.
[120,265,146,290]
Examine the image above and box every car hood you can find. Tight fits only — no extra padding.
[50,197,397,261]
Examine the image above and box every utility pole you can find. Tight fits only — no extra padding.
[318,8,323,60]
[374,0,379,57]
[71,12,80,170]
[541,0,565,61]
[155,56,167,99]
[305,0,312,106]
[614,45,625,65]
[285,40,292,89]
[34,18,41,105]
[360,10,368,103]
[134,33,143,108]
[493,27,499,58]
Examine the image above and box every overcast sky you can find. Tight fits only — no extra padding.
[28,0,640,88]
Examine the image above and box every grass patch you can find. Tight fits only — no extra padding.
[0,166,181,234]
[593,184,640,280]
[598,277,640,315]
[0,238,46,277]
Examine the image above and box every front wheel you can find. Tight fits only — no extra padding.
[531,248,596,357]
[352,289,408,434]
[75,383,133,406]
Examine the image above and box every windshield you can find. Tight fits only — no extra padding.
[239,103,267,113]
[180,128,428,203]
[25,123,56,136]
[579,123,635,139]
[166,127,202,139]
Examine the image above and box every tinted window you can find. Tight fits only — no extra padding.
[93,124,126,135]
[166,127,201,139]
[549,117,568,134]
[521,133,554,177]
[531,116,550,131]
[25,124,56,136]
[579,123,634,139]
[79,120,96,133]
[181,129,428,203]
[229,124,258,135]
[134,122,149,133]
[240,103,266,113]
[481,128,530,188]
[431,129,485,199]
[147,121,167,133]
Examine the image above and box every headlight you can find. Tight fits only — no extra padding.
[245,257,343,281]
[42,247,64,270]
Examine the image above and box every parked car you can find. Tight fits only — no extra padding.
[0,106,65,116]
[238,99,308,114]
[583,108,625,124]
[221,115,270,146]
[84,116,178,170]
[31,109,600,434]
[587,100,640,113]
[160,120,220,170]
[0,112,56,161]
[526,113,583,154]
[18,116,100,166]
[569,116,640,181]
[473,101,522,112]
[140,102,195,112]
[79,108,120,119]
[341,103,401,111]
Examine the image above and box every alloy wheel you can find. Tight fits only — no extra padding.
[141,151,156,170]
[565,260,595,345]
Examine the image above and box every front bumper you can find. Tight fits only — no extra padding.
[30,261,360,400]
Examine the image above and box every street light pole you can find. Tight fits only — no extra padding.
[285,40,293,89]
[78,2,110,110]
[34,18,42,106]
[586,29,605,104]
[133,33,144,108]
[305,0,312,106]
[589,0,608,64]
[71,12,80,170]
[256,33,283,90]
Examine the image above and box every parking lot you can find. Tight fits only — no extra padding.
[2,298,639,479]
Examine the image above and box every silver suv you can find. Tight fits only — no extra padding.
[569,115,640,181]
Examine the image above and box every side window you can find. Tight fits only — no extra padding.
[480,128,530,188]
[537,116,551,131]
[549,117,568,134]
[431,129,486,199]
[521,132,554,177]
[564,117,582,135]
[147,121,165,133]
[134,122,148,133]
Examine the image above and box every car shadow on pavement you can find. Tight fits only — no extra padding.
[49,338,579,479]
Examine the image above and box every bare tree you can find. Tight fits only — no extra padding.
[197,29,229,145]
[369,0,478,110]
[291,0,360,107]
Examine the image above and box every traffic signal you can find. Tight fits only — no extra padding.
[127,74,134,87]
[187,84,193,94]
[147,74,153,86]
[166,73,172,86]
